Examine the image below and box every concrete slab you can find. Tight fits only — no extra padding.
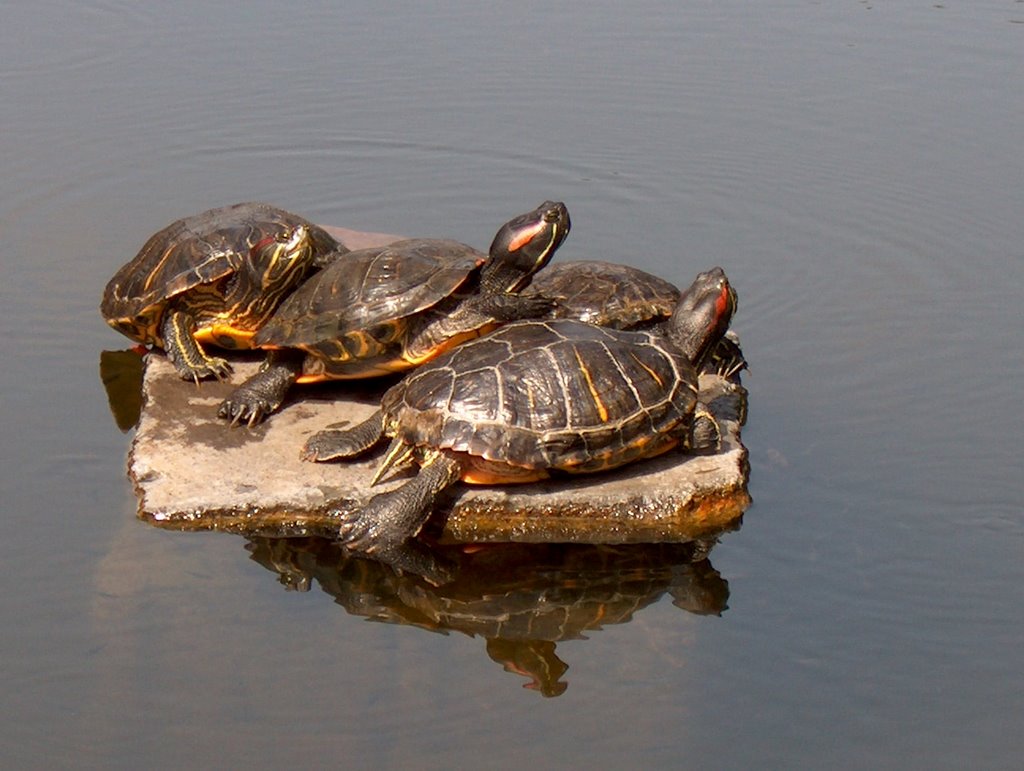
[130,356,750,543]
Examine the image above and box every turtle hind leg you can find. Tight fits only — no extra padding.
[161,310,232,382]
[218,351,302,426]
[338,450,462,556]
[301,409,386,462]
[690,402,722,452]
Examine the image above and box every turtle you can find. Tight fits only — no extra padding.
[218,200,571,425]
[529,259,747,378]
[305,266,738,560]
[101,202,344,383]
[527,259,680,330]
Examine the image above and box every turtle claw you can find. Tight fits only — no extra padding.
[173,355,233,384]
[337,513,454,586]
[336,514,384,555]
[335,488,409,554]
[218,391,275,428]
[209,357,233,381]
[519,292,558,318]
[217,359,298,427]
[300,430,346,462]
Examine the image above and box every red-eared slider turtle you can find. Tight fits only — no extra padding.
[530,259,747,378]
[218,201,571,425]
[101,202,343,382]
[527,259,680,329]
[307,267,737,559]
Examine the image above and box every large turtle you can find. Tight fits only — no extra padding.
[101,202,343,382]
[219,200,571,425]
[306,267,738,560]
[529,259,747,378]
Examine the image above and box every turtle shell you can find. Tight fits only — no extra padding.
[527,260,680,330]
[256,239,484,346]
[101,202,339,345]
[531,260,746,377]
[253,238,486,378]
[380,318,699,477]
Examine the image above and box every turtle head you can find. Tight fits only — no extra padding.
[484,201,571,292]
[254,224,317,291]
[668,267,737,369]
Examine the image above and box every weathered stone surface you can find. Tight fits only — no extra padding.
[125,222,750,543]
[320,225,404,251]
[130,357,750,543]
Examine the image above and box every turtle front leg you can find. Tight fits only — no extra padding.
[338,449,462,556]
[218,351,302,426]
[301,409,386,461]
[471,290,556,322]
[161,310,232,383]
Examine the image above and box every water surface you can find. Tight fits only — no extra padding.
[2,2,1022,767]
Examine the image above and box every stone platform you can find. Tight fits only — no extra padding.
[129,357,750,543]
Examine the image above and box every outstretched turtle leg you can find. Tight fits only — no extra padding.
[219,350,303,426]
[161,310,232,383]
[338,449,462,556]
[302,409,386,462]
[470,290,555,322]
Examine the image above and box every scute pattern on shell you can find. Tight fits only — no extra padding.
[101,202,339,344]
[255,239,485,348]
[528,260,680,329]
[381,319,699,474]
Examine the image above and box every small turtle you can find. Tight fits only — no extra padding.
[101,202,342,382]
[528,259,680,329]
[307,267,737,560]
[219,201,571,425]
[530,259,747,378]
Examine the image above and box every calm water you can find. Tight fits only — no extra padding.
[3,1,1022,767]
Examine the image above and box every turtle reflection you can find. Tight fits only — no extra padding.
[99,348,146,432]
[246,537,729,697]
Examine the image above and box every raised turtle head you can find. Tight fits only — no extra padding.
[483,201,571,292]
[254,224,317,290]
[668,267,737,369]
[223,223,323,328]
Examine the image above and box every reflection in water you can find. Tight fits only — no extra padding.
[99,348,145,432]
[247,537,729,697]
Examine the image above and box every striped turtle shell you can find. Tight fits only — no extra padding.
[527,260,680,330]
[253,238,485,371]
[380,318,699,477]
[101,202,340,348]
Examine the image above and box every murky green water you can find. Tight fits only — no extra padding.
[3,2,1022,767]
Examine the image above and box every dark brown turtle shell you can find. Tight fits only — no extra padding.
[530,260,747,378]
[527,260,680,330]
[254,238,484,355]
[380,318,700,477]
[101,202,340,347]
